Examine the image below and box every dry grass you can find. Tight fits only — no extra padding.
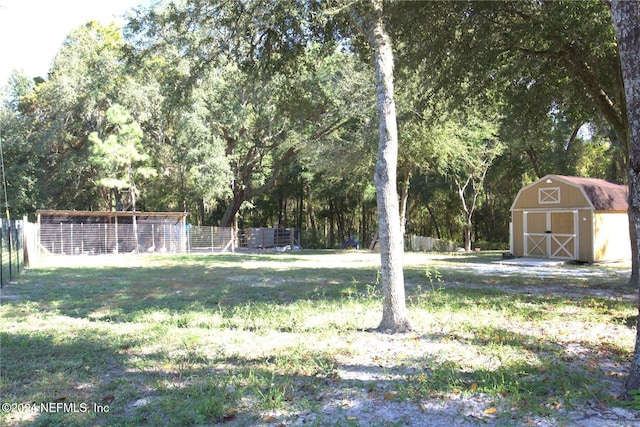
[0,250,638,426]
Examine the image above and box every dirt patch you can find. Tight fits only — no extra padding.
[276,261,640,426]
[266,332,640,427]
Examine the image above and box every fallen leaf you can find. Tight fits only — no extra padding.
[470,382,478,393]
[262,415,276,422]
[346,416,358,421]
[342,398,350,407]
[222,410,237,422]
[484,407,497,415]
[383,392,398,400]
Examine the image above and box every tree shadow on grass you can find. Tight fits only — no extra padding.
[0,330,137,427]
[3,253,637,425]
[10,251,633,324]
[2,327,432,426]
[1,317,636,426]
[3,260,381,322]
[1,329,288,426]
[414,325,629,417]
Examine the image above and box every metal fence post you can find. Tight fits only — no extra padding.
[1,219,4,286]
[13,223,18,275]
[8,220,12,279]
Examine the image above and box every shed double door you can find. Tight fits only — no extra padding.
[524,211,577,259]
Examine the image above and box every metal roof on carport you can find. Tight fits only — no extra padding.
[36,210,188,224]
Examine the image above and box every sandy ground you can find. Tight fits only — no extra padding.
[281,332,640,427]
[21,253,640,425]
[274,257,640,426]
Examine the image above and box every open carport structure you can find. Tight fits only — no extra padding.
[510,174,630,263]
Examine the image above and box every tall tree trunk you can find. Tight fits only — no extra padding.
[455,178,473,251]
[278,192,285,227]
[113,187,123,211]
[221,189,245,228]
[525,145,544,179]
[399,164,411,237]
[361,202,366,246]
[329,200,336,248]
[426,204,442,240]
[129,165,139,254]
[463,217,473,252]
[199,198,205,226]
[297,179,304,231]
[365,0,411,333]
[307,202,318,245]
[610,0,640,395]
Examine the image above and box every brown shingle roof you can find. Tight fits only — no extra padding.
[556,175,628,211]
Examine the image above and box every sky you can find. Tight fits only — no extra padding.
[0,0,154,84]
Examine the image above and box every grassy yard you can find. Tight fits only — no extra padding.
[0,250,637,426]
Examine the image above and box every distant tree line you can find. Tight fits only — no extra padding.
[0,1,625,251]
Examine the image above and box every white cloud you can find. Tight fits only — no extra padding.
[0,0,152,84]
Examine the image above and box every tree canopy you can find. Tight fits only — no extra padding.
[0,0,626,252]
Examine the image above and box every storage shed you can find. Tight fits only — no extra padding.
[510,174,630,263]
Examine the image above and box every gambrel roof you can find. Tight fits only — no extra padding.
[555,175,628,211]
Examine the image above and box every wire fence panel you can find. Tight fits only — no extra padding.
[1,219,24,285]
[187,226,234,253]
[39,223,187,255]
[36,223,302,256]
[405,235,456,252]
[32,222,456,259]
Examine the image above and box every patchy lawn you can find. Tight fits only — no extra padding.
[1,251,638,426]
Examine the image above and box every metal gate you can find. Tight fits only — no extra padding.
[524,210,577,259]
